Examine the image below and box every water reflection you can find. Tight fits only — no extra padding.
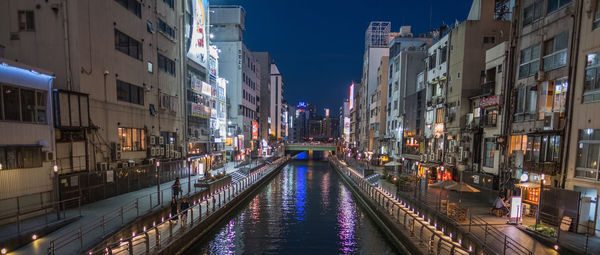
[185,160,396,255]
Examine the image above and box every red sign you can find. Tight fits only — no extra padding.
[252,121,258,140]
[479,95,500,108]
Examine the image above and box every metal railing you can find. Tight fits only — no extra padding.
[332,158,469,255]
[0,196,81,238]
[46,176,201,255]
[83,157,288,255]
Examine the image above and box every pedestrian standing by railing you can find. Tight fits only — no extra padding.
[170,197,178,223]
[180,198,189,228]
[172,177,182,199]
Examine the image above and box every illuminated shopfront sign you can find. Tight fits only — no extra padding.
[252,121,258,140]
[349,83,355,110]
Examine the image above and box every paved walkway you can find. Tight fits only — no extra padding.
[3,160,258,255]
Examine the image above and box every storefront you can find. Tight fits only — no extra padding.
[419,163,439,183]
[514,173,544,217]
[463,172,498,190]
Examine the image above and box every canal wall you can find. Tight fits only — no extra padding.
[162,157,291,255]
[330,159,423,255]
[330,158,469,255]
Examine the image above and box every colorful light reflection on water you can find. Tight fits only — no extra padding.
[185,161,396,255]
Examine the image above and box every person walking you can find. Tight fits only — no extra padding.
[170,197,178,223]
[172,177,182,198]
[180,198,190,228]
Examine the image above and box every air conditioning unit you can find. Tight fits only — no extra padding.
[119,162,129,168]
[44,151,54,162]
[535,71,546,82]
[150,135,156,145]
[150,147,155,157]
[96,162,108,171]
[159,137,164,145]
[458,147,465,161]
[420,155,427,161]
[111,142,122,161]
[160,147,165,156]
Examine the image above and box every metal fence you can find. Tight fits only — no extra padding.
[332,158,469,255]
[80,157,288,255]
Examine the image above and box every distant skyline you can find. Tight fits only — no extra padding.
[213,0,472,112]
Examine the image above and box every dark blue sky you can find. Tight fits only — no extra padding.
[214,0,472,114]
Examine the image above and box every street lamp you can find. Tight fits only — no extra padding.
[53,164,59,219]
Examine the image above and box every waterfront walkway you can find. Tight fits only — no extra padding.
[345,158,600,255]
[1,160,253,255]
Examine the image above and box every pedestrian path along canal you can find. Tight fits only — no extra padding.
[184,159,396,254]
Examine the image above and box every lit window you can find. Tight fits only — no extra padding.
[118,128,146,151]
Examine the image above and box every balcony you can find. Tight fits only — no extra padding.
[481,81,495,96]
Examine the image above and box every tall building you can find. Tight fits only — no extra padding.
[359,21,392,151]
[340,100,351,145]
[564,0,600,231]
[505,0,575,191]
[210,6,260,156]
[270,62,285,141]
[0,0,187,203]
[368,56,389,153]
[254,52,272,144]
[385,28,431,163]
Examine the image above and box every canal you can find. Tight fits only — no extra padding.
[184,159,397,254]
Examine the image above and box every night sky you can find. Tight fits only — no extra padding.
[213,0,472,114]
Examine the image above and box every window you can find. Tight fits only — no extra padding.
[436,108,444,123]
[114,29,142,60]
[483,36,496,44]
[440,46,447,64]
[1,84,47,123]
[575,129,600,179]
[509,135,528,155]
[547,0,571,14]
[158,19,175,39]
[18,11,35,31]
[538,78,568,120]
[428,52,437,69]
[519,44,541,78]
[584,52,600,103]
[525,135,561,163]
[515,85,537,121]
[543,32,568,71]
[523,0,543,26]
[118,128,146,151]
[163,0,174,9]
[484,138,495,168]
[594,0,600,30]
[114,0,141,18]
[0,146,42,170]
[146,20,154,33]
[116,80,144,105]
[158,53,175,76]
[483,108,498,127]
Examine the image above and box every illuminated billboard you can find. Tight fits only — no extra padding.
[252,121,258,140]
[344,117,351,138]
[349,83,355,110]
[186,0,209,66]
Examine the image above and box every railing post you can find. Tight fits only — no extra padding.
[190,206,194,224]
[102,215,106,237]
[145,232,150,254]
[16,196,21,235]
[169,219,173,239]
[49,241,55,255]
[150,194,153,209]
[79,227,83,249]
[136,198,139,217]
[503,235,507,255]
[155,227,161,250]
[121,206,124,226]
[79,197,82,216]
[128,238,133,255]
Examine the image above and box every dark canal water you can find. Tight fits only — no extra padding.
[184,159,397,255]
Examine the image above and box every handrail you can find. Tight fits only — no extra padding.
[82,156,288,255]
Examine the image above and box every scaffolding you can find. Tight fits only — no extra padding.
[365,21,391,49]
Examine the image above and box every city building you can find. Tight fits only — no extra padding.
[359,21,392,151]
[0,0,187,203]
[564,0,600,234]
[385,28,431,166]
[0,59,55,213]
[254,52,272,146]
[270,62,285,141]
[211,6,261,158]
[368,56,389,153]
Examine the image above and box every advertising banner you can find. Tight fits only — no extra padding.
[349,83,355,110]
[191,75,203,93]
[201,81,212,96]
[252,121,258,140]
[187,0,209,67]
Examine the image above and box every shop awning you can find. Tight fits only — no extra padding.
[515,182,541,189]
